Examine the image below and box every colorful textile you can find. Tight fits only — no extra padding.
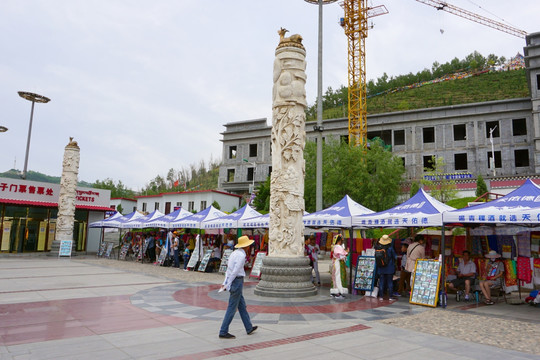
[531,233,540,257]
[475,258,489,280]
[453,236,466,255]
[363,238,372,251]
[503,259,518,291]
[517,257,532,282]
[516,232,531,257]
[487,235,498,253]
[533,259,540,285]
[497,235,516,259]
[330,258,348,295]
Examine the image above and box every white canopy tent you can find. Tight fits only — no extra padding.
[201,204,262,229]
[145,207,193,229]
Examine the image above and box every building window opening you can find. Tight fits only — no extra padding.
[394,130,405,146]
[454,153,468,170]
[228,146,237,159]
[423,155,435,171]
[367,130,391,145]
[227,169,235,182]
[249,144,258,157]
[423,127,435,143]
[154,202,159,211]
[486,121,500,138]
[514,149,530,167]
[200,201,207,210]
[247,167,254,181]
[487,151,502,169]
[188,201,194,212]
[268,166,272,176]
[453,124,466,141]
[142,202,147,212]
[512,118,527,136]
[537,74,540,91]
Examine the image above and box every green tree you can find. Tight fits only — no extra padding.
[409,181,420,198]
[253,176,270,214]
[475,174,488,199]
[211,200,221,210]
[116,204,124,215]
[304,138,405,212]
[93,178,134,198]
[420,156,457,203]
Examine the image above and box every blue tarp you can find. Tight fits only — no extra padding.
[303,195,374,228]
[443,179,540,224]
[352,189,455,228]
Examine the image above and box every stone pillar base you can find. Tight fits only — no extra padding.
[254,256,317,298]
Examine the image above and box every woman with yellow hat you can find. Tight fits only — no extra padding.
[330,234,348,299]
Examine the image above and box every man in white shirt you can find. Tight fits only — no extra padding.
[448,250,477,301]
[218,236,258,339]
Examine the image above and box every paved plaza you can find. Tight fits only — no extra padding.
[0,256,538,359]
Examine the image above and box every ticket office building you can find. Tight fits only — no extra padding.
[0,177,112,253]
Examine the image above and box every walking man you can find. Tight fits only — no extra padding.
[218,235,258,339]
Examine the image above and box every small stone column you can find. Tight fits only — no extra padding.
[255,29,316,297]
[50,138,80,256]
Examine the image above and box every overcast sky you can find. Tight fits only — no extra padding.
[1,0,537,190]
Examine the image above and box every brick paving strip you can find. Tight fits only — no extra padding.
[165,324,370,360]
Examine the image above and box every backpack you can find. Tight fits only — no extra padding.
[375,245,390,267]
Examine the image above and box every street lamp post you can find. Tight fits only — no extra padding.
[18,91,51,179]
[243,158,256,194]
[305,0,337,211]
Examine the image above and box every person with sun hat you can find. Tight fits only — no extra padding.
[218,235,258,339]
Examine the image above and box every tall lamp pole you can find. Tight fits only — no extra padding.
[18,91,50,179]
[305,0,337,211]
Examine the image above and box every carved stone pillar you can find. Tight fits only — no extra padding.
[255,29,316,297]
[50,138,80,256]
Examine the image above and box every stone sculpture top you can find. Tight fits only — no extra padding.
[277,28,305,50]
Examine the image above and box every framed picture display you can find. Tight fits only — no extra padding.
[97,242,107,257]
[119,243,130,260]
[186,249,200,269]
[353,255,377,291]
[156,244,168,265]
[105,242,114,258]
[409,259,442,307]
[249,251,267,279]
[58,240,73,257]
[197,249,213,272]
[219,249,233,273]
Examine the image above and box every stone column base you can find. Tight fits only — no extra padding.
[254,256,317,298]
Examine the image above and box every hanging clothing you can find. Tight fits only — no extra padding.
[517,256,532,283]
[516,232,531,257]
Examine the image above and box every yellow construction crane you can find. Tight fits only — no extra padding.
[340,0,526,148]
[340,1,387,147]
[415,0,527,38]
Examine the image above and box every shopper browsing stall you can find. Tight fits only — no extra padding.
[375,234,397,300]
[330,234,348,299]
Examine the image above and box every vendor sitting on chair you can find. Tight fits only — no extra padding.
[448,250,477,301]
